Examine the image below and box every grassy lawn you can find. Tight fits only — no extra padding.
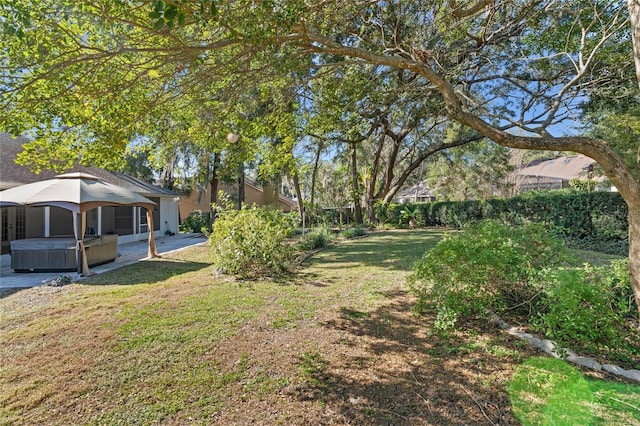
[510,357,640,425]
[1,229,638,425]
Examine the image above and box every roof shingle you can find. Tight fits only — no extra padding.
[0,133,178,197]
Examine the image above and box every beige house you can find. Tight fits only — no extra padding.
[0,133,181,254]
[180,178,298,221]
[515,154,605,192]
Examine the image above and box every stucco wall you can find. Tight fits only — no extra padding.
[160,196,180,234]
[179,182,297,221]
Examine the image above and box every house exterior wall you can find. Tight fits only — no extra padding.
[160,196,180,235]
[25,207,44,238]
[179,181,297,222]
[244,183,265,207]
[1,132,182,250]
[179,189,211,222]
[50,207,74,236]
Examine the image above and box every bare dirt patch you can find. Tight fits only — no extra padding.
[201,287,540,425]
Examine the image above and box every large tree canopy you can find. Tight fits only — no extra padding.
[1,0,639,314]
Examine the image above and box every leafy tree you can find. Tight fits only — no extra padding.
[427,138,514,201]
[1,1,640,316]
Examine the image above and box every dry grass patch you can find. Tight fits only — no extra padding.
[2,230,635,425]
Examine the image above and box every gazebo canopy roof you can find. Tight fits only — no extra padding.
[0,172,156,213]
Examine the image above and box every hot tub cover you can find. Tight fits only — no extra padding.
[10,238,77,251]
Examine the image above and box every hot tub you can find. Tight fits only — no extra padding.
[10,234,118,272]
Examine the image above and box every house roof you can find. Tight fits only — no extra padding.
[516,155,596,181]
[396,183,435,201]
[243,177,297,207]
[0,132,179,197]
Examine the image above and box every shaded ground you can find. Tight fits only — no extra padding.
[2,229,627,425]
[208,290,540,425]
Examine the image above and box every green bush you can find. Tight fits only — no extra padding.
[376,191,628,256]
[534,260,638,361]
[408,220,567,334]
[209,205,297,278]
[373,200,392,223]
[399,205,422,228]
[179,210,211,233]
[341,226,367,238]
[409,220,638,364]
[298,227,332,250]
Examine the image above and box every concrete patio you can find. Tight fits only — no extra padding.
[0,233,208,289]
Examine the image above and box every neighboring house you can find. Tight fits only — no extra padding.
[395,183,436,204]
[0,133,180,254]
[180,177,298,221]
[515,154,605,192]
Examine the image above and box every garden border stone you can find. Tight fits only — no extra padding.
[490,315,640,383]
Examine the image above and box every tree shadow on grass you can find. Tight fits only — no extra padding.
[82,258,212,286]
[0,287,24,299]
[292,290,528,425]
[305,229,448,272]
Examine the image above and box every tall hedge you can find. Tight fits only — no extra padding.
[380,191,628,255]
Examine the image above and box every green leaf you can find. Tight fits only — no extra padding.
[164,5,177,22]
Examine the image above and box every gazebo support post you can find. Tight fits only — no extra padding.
[73,211,92,276]
[146,208,158,258]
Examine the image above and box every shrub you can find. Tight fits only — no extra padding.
[373,200,392,223]
[298,227,332,250]
[179,210,211,233]
[534,260,638,361]
[375,191,628,256]
[408,220,567,334]
[341,226,367,239]
[399,205,421,228]
[209,205,297,278]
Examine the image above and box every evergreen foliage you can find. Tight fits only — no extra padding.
[179,210,211,234]
[534,260,639,362]
[409,221,567,333]
[209,205,297,278]
[409,221,639,364]
[298,227,333,250]
[380,191,628,255]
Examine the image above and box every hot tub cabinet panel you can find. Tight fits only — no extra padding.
[84,234,119,267]
[10,235,119,272]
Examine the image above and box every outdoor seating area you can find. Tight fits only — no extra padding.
[0,233,207,289]
[10,234,118,272]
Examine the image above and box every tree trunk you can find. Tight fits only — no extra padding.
[629,0,640,91]
[207,152,220,228]
[629,0,640,319]
[237,162,245,210]
[292,172,304,219]
[629,207,640,320]
[366,120,387,223]
[310,141,323,209]
[209,152,220,208]
[350,142,363,224]
[382,134,402,197]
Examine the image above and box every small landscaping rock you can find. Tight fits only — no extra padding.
[567,355,602,371]
[494,314,638,383]
[41,275,73,287]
